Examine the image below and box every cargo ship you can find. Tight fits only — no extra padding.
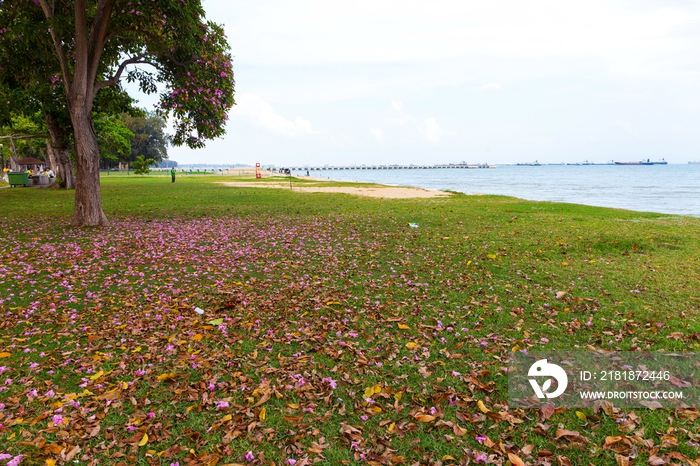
[614,158,667,165]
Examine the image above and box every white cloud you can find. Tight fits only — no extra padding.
[529,135,554,146]
[233,93,316,137]
[384,100,454,144]
[472,82,502,92]
[421,118,447,143]
[612,119,634,132]
[613,119,632,129]
[163,1,700,165]
[228,1,700,83]
[369,127,384,141]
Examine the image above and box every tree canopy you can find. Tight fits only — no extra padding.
[125,112,170,165]
[94,113,134,165]
[0,0,235,225]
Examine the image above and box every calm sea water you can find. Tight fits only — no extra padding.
[293,164,700,217]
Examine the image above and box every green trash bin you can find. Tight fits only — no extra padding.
[8,171,29,187]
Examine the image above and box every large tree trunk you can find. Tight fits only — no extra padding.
[8,137,20,171]
[45,113,76,189]
[70,104,108,226]
[39,0,115,226]
[46,140,57,173]
[9,156,20,172]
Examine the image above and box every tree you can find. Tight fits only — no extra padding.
[0,115,47,170]
[125,112,170,165]
[131,154,154,176]
[1,6,76,188]
[94,113,134,167]
[1,1,235,226]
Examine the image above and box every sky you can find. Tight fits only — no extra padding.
[130,0,700,166]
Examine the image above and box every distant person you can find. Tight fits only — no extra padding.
[46,168,55,179]
[306,170,310,176]
[170,167,176,183]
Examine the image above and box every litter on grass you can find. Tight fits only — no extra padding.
[409,223,419,228]
[194,307,205,315]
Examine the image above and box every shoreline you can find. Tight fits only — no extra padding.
[218,177,452,199]
[279,165,700,217]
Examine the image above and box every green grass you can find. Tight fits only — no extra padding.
[0,175,699,465]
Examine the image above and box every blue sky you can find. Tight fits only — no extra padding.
[132,0,700,165]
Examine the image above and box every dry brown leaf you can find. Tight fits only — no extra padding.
[648,456,668,465]
[414,414,435,423]
[508,452,526,466]
[42,444,64,454]
[555,429,586,442]
[604,436,624,448]
[539,403,555,420]
[452,423,467,436]
[62,445,81,462]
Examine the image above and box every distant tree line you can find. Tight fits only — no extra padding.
[98,111,171,169]
[0,109,171,172]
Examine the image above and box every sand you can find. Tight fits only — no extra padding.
[218,181,451,199]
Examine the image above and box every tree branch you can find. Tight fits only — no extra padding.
[104,28,193,68]
[87,0,116,99]
[0,133,49,140]
[94,53,154,92]
[36,0,73,95]
[73,0,89,97]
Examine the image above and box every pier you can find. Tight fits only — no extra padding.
[284,163,494,171]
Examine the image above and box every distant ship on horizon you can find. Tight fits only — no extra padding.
[614,158,667,165]
[690,161,700,164]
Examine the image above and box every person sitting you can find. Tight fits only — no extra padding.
[46,168,55,179]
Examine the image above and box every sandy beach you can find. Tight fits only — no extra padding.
[218,180,451,198]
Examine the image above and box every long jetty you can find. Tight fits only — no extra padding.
[286,163,494,171]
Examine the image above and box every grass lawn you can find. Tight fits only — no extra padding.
[1,175,699,466]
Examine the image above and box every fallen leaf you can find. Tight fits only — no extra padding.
[540,403,555,420]
[604,436,624,448]
[508,452,526,466]
[555,429,587,442]
[477,400,490,413]
[63,445,80,462]
[648,456,667,465]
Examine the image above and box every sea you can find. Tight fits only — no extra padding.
[290,164,700,217]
